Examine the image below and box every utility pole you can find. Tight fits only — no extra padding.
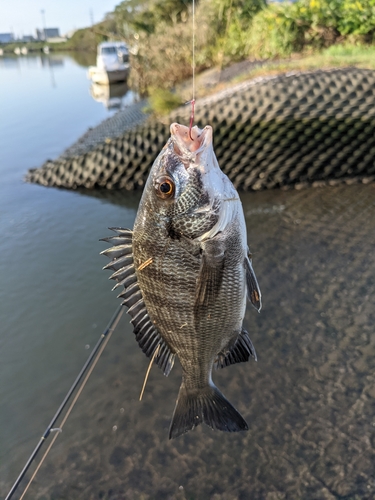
[90,8,94,26]
[41,9,46,40]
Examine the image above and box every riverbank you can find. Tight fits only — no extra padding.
[43,45,375,161]
[27,66,375,191]
[175,44,375,104]
[59,99,148,160]
[56,59,263,160]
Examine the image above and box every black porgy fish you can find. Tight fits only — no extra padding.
[101,123,261,438]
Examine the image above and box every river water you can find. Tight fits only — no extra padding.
[1,54,375,500]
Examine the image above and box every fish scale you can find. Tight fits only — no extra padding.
[102,122,261,438]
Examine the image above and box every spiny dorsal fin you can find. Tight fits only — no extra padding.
[215,328,257,369]
[101,227,175,376]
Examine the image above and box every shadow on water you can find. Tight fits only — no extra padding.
[68,50,97,68]
[5,183,375,500]
[76,188,142,210]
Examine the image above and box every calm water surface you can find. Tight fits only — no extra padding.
[0,53,138,491]
[1,54,375,500]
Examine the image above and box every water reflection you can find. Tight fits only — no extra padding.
[39,55,64,67]
[76,188,141,209]
[90,81,130,110]
[69,50,96,68]
[0,56,21,68]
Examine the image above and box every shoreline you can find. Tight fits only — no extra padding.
[59,98,149,160]
[27,67,375,192]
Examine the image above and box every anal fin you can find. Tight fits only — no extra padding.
[215,328,257,369]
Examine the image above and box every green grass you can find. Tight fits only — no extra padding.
[216,43,375,90]
[146,88,184,116]
[148,42,375,114]
[322,42,375,62]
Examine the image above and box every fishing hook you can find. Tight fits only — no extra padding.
[187,99,195,141]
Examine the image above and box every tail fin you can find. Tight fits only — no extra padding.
[169,382,248,439]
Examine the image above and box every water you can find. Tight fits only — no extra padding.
[0,53,139,492]
[1,54,375,499]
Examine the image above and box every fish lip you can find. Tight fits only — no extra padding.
[170,123,213,163]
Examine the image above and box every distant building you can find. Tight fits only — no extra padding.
[36,28,60,41]
[0,33,14,43]
[22,35,35,42]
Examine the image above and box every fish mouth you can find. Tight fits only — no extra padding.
[170,123,213,162]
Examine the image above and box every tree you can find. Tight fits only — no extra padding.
[114,0,194,36]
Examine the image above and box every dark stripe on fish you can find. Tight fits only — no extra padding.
[101,227,176,376]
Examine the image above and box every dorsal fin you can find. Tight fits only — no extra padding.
[215,328,257,369]
[101,228,175,376]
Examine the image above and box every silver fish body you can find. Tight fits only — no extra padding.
[102,123,261,438]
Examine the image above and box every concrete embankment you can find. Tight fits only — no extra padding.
[26,67,375,190]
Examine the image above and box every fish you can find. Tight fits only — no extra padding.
[101,122,261,439]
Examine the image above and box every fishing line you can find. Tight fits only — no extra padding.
[192,0,196,103]
[5,304,124,500]
[139,343,160,401]
[188,0,196,140]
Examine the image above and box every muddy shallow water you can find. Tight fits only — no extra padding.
[5,52,375,500]
[4,183,375,500]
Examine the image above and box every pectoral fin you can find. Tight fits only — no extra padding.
[194,238,225,314]
[245,250,261,311]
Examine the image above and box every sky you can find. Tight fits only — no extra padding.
[0,0,122,37]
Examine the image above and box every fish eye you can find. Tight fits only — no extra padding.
[155,176,175,199]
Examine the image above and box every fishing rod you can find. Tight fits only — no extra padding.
[5,303,124,500]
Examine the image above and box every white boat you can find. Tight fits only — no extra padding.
[21,47,28,55]
[88,42,130,85]
[14,47,21,55]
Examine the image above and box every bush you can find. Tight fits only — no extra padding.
[64,28,103,52]
[147,88,183,115]
[338,0,375,35]
[293,0,375,39]
[248,3,305,58]
[122,0,375,93]
[207,0,266,63]
[247,0,375,58]
[128,4,211,93]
